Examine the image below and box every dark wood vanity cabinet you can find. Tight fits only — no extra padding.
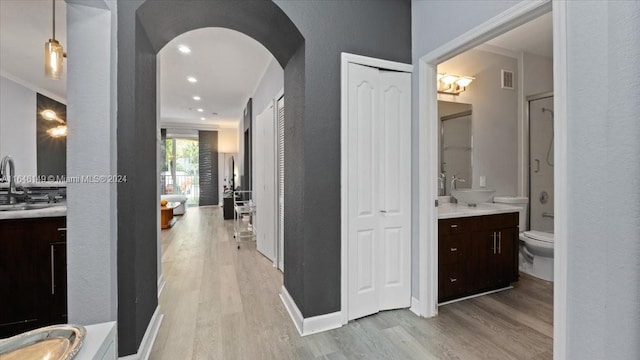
[438,213,519,303]
[0,216,67,337]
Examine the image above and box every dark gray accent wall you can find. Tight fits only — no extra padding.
[36,94,66,177]
[274,0,412,317]
[198,131,218,206]
[116,2,410,354]
[116,0,157,356]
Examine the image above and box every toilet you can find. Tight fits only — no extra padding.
[493,196,554,282]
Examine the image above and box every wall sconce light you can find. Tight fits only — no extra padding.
[41,109,67,137]
[44,0,66,80]
[437,73,475,95]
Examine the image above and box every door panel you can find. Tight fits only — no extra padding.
[348,63,380,320]
[378,70,411,310]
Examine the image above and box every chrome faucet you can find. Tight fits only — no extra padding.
[438,173,446,196]
[0,156,24,204]
[451,174,466,191]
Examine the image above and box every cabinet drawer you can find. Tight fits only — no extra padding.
[439,234,465,265]
[438,263,464,302]
[439,218,472,235]
[474,213,518,231]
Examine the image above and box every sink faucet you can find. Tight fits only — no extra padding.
[438,173,446,196]
[0,156,24,204]
[451,174,466,191]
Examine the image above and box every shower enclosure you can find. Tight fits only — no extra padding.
[528,93,554,232]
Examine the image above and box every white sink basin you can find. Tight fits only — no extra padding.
[451,189,495,206]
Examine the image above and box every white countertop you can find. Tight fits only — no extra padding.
[438,202,520,219]
[0,204,67,220]
[76,322,117,360]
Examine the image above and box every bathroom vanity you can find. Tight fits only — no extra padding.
[438,203,520,303]
[0,208,67,338]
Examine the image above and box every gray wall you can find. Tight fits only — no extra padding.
[413,1,640,358]
[566,1,639,358]
[0,76,37,176]
[274,0,412,318]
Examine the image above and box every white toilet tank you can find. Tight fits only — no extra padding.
[493,196,529,231]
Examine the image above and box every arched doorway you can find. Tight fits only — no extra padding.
[116,1,303,356]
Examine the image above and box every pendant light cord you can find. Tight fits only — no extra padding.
[52,0,56,40]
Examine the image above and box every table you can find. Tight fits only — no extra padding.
[161,202,179,229]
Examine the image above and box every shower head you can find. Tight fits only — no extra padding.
[542,107,554,116]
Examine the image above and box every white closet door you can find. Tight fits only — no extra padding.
[378,70,411,310]
[256,103,276,261]
[347,63,411,321]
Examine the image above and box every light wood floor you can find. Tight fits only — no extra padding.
[150,207,553,360]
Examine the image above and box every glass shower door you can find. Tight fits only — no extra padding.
[529,96,554,233]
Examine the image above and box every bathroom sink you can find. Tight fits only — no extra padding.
[0,325,85,360]
[451,189,495,206]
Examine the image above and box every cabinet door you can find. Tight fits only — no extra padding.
[493,228,516,286]
[0,220,47,337]
[470,230,497,291]
[49,238,67,323]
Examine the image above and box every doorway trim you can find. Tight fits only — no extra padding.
[340,52,413,325]
[417,0,568,358]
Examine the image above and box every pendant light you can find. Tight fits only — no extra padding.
[44,0,64,80]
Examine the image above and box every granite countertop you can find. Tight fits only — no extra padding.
[0,204,67,220]
[438,202,520,219]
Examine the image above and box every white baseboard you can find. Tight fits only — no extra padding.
[279,286,342,336]
[119,306,164,360]
[410,296,422,316]
[157,274,166,298]
[437,286,513,306]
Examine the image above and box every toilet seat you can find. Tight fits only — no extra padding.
[522,230,554,243]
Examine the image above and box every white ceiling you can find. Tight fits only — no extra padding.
[159,28,275,129]
[0,0,67,101]
[486,12,553,58]
[0,1,274,129]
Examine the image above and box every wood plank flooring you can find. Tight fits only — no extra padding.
[150,206,553,360]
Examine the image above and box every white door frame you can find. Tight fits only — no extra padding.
[417,0,568,359]
[274,88,284,271]
[340,53,413,325]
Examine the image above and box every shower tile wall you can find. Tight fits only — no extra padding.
[529,96,554,233]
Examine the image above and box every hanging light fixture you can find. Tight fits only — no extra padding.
[44,0,65,80]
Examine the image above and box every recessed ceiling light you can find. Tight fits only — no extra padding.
[197,108,204,112]
[178,45,191,54]
[187,76,197,83]
[193,96,201,101]
[200,117,206,121]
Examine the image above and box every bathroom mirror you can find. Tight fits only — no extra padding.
[438,101,472,195]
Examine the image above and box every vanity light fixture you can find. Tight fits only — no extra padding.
[47,125,67,138]
[41,109,66,124]
[44,0,66,80]
[437,73,475,95]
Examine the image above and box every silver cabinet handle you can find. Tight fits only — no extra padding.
[492,232,497,254]
[50,245,55,295]
[450,224,458,228]
[450,278,457,283]
[450,247,458,252]
[498,231,502,254]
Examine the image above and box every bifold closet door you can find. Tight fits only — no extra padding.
[347,63,411,321]
[255,103,276,261]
